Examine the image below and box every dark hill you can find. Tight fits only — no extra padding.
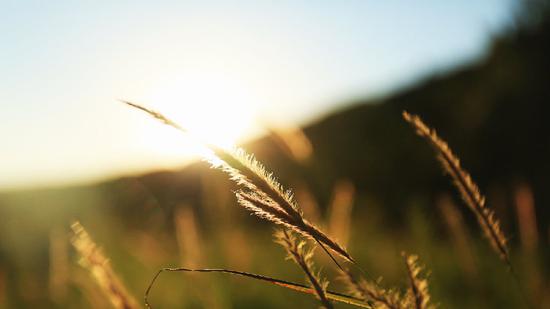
[299,13,550,237]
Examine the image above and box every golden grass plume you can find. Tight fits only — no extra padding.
[174,206,203,268]
[513,182,538,252]
[275,229,333,309]
[402,252,433,309]
[436,194,477,277]
[328,179,356,247]
[123,100,353,263]
[402,111,509,265]
[341,269,404,309]
[71,221,141,309]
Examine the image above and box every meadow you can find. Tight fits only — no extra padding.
[1,5,550,308]
[0,104,547,308]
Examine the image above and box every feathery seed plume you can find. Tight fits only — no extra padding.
[341,269,404,309]
[275,229,333,309]
[123,100,352,263]
[402,253,433,309]
[402,111,509,265]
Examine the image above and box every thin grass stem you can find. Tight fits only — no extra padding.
[144,267,370,309]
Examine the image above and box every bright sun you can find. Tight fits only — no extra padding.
[138,73,259,160]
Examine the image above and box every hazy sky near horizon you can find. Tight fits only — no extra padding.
[1,1,518,190]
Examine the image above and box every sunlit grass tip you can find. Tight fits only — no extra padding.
[123,100,353,264]
[340,268,403,309]
[402,252,433,309]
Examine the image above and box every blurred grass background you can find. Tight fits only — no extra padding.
[1,2,550,308]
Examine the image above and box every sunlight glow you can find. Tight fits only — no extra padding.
[140,73,259,158]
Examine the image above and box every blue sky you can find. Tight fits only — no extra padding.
[0,1,518,189]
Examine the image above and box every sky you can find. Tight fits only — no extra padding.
[0,0,518,190]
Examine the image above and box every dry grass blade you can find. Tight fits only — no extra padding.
[144,267,369,309]
[402,253,432,309]
[267,124,314,162]
[237,190,352,266]
[328,179,355,247]
[71,221,141,309]
[437,194,477,277]
[121,100,185,131]
[174,206,203,268]
[402,111,509,265]
[49,226,69,303]
[294,182,322,225]
[123,100,353,264]
[275,229,333,309]
[513,183,538,252]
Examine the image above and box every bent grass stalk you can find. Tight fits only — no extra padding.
[123,102,443,308]
[116,103,537,308]
[144,267,370,309]
[122,100,352,263]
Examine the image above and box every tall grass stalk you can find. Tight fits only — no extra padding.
[123,100,353,264]
[328,179,355,247]
[123,102,443,308]
[403,111,533,308]
[71,221,141,309]
[174,206,203,268]
[402,112,509,265]
[49,226,69,303]
[437,194,477,277]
